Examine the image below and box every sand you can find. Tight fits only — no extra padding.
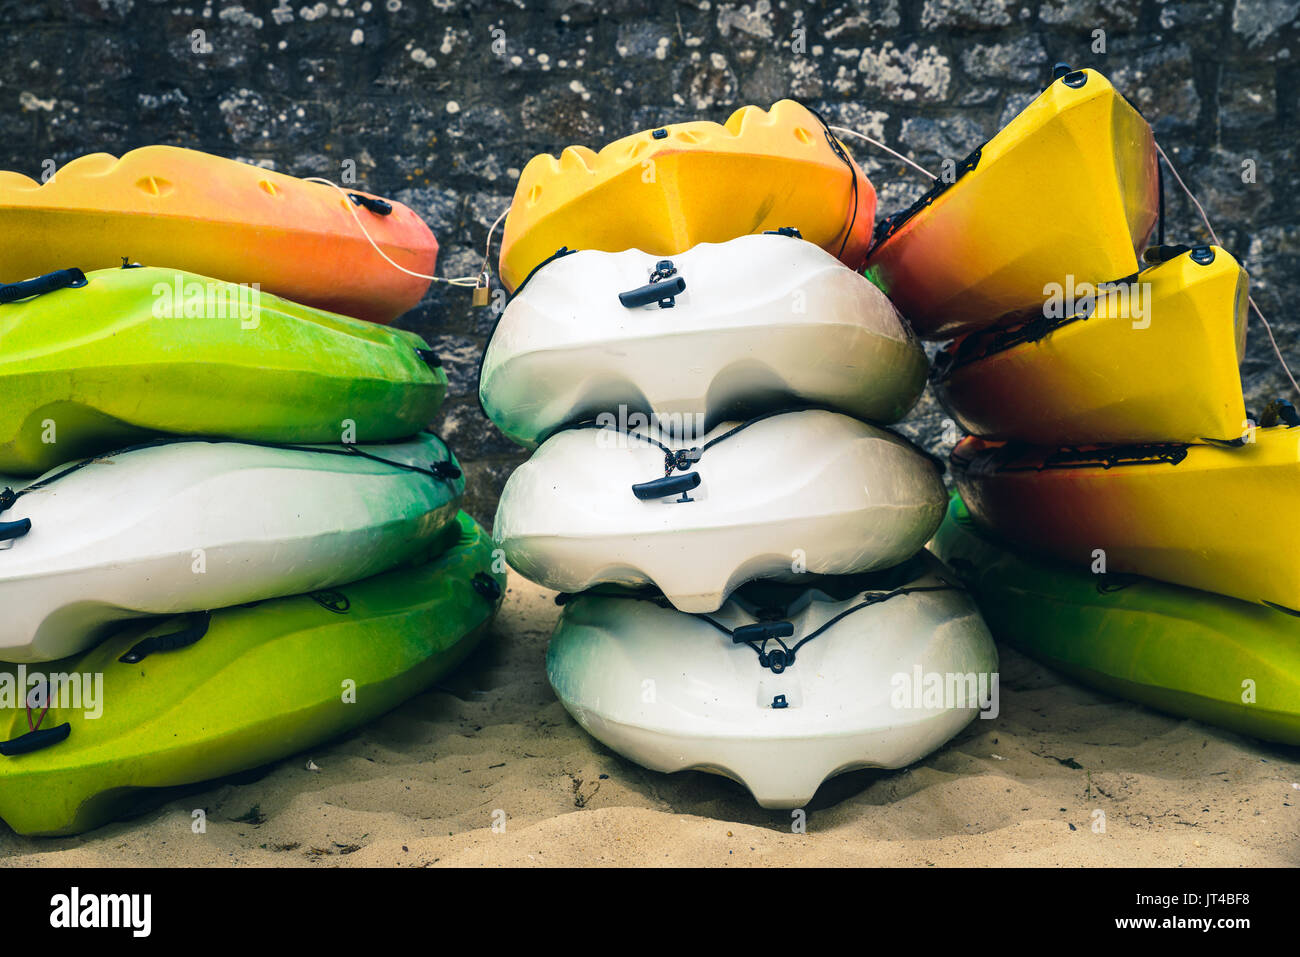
[2,570,1297,867]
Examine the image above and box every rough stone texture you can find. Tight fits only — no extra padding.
[4,0,1297,524]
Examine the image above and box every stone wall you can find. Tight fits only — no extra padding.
[4,0,1296,523]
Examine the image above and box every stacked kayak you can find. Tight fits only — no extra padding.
[931,244,1250,446]
[498,100,876,292]
[866,64,1289,744]
[0,151,503,836]
[549,556,997,809]
[487,102,997,807]
[864,66,1159,339]
[0,512,503,837]
[0,265,445,473]
[951,422,1299,612]
[481,232,928,448]
[933,494,1300,746]
[0,146,437,323]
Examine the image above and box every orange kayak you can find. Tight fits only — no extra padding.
[0,146,437,323]
[499,100,876,292]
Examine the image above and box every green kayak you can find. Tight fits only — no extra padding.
[0,265,446,474]
[932,493,1300,746]
[0,511,503,837]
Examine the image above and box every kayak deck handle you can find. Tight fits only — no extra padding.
[349,193,393,215]
[119,611,212,664]
[731,621,795,644]
[0,722,71,756]
[0,518,31,543]
[0,267,86,305]
[632,471,700,503]
[619,259,685,309]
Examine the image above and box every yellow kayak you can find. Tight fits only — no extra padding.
[951,423,1300,612]
[933,244,1249,445]
[865,67,1158,340]
[498,100,876,291]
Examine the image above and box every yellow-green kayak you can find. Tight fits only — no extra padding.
[0,511,503,837]
[932,493,1300,746]
[0,264,446,474]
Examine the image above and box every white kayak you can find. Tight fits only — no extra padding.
[493,409,947,612]
[0,434,465,662]
[479,233,928,449]
[548,552,999,808]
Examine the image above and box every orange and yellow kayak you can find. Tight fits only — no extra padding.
[951,425,1300,612]
[933,244,1249,445]
[865,68,1158,340]
[498,100,875,291]
[0,146,437,323]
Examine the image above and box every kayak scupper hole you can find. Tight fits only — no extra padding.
[258,179,280,197]
[528,184,543,205]
[793,127,814,145]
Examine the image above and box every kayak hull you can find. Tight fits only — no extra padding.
[500,100,876,291]
[548,554,998,808]
[494,410,947,612]
[932,493,1300,746]
[951,429,1300,611]
[0,146,437,323]
[865,68,1158,339]
[482,235,927,448]
[934,246,1249,445]
[0,512,503,837]
[0,266,446,474]
[0,434,465,662]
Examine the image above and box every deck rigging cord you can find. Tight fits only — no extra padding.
[1151,141,1299,399]
[304,176,507,293]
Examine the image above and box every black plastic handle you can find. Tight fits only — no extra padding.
[0,519,30,542]
[416,348,443,368]
[619,276,686,309]
[0,722,71,756]
[632,471,700,501]
[349,193,393,215]
[731,621,795,644]
[119,611,212,664]
[0,268,86,304]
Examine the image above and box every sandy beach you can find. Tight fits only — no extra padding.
[1,571,1296,868]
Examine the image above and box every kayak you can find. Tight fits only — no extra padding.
[951,425,1300,612]
[0,433,465,662]
[548,553,998,808]
[864,67,1158,339]
[0,511,503,837]
[932,244,1249,445]
[932,493,1300,746]
[0,146,437,323]
[481,233,927,449]
[498,100,875,291]
[494,409,947,612]
[0,265,447,475]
